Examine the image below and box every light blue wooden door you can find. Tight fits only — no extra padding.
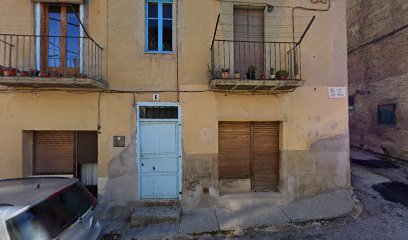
[140,121,180,199]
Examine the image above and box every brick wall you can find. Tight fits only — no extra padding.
[347,0,408,160]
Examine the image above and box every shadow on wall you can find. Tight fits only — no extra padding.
[98,131,139,219]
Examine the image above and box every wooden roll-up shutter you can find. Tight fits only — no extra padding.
[77,131,98,164]
[218,122,251,179]
[34,131,75,174]
[251,122,280,192]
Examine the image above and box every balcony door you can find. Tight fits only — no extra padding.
[41,4,80,76]
[234,8,264,79]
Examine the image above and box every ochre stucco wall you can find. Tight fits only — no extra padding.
[0,0,349,214]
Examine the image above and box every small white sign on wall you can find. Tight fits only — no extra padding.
[153,93,160,101]
[328,87,347,99]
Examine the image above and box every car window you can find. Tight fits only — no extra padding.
[6,182,93,240]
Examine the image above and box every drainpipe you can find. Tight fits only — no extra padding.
[176,0,180,102]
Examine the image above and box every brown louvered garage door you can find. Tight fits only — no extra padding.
[34,131,75,174]
[218,122,251,179]
[218,122,280,192]
[251,122,280,192]
[77,131,98,164]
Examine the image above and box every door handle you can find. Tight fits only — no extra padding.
[153,166,155,170]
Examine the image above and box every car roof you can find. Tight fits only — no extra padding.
[0,177,78,220]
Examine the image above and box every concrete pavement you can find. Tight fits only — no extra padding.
[101,189,355,239]
[179,189,353,234]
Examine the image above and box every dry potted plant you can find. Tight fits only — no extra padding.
[270,67,275,79]
[247,64,256,79]
[276,70,289,80]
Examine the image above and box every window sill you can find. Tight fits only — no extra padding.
[145,51,174,55]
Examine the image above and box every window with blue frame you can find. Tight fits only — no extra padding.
[146,0,173,53]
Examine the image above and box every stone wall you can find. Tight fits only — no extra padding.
[347,0,408,160]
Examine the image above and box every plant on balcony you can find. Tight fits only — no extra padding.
[221,68,230,79]
[17,71,30,77]
[49,71,60,78]
[247,64,256,80]
[234,71,241,79]
[39,71,49,77]
[276,70,289,80]
[29,69,40,77]
[269,67,276,80]
[3,68,17,77]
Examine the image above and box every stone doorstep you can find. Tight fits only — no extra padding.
[142,200,181,208]
[130,206,181,227]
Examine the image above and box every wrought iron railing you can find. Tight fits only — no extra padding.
[210,40,302,81]
[0,34,104,85]
[209,14,316,83]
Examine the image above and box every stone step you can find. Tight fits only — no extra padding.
[130,206,181,227]
[141,200,180,208]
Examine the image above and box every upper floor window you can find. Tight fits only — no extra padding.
[146,0,173,53]
[41,4,81,76]
[378,104,396,125]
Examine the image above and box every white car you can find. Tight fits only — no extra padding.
[0,177,101,240]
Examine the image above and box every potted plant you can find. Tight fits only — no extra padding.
[247,64,256,79]
[38,71,49,77]
[29,69,39,77]
[234,71,241,79]
[276,70,289,80]
[260,73,266,80]
[294,63,299,79]
[221,69,230,79]
[17,70,30,77]
[269,67,275,79]
[3,68,17,76]
[49,71,60,77]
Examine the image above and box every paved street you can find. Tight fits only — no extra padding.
[101,148,408,239]
[211,148,408,240]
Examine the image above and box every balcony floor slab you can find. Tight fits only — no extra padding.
[209,79,304,92]
[0,76,106,89]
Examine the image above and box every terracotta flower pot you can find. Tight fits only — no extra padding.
[49,71,60,77]
[17,71,30,77]
[234,72,241,79]
[3,68,17,76]
[38,71,49,77]
[222,71,230,79]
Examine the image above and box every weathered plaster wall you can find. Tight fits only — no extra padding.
[0,0,349,214]
[347,0,408,160]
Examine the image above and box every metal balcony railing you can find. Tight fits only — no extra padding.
[0,34,104,86]
[209,13,316,90]
[210,40,302,81]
